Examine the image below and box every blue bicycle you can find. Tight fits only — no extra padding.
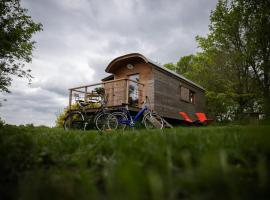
[109,97,164,130]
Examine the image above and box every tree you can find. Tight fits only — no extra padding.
[166,0,270,120]
[165,55,195,75]
[0,0,42,93]
[199,0,270,118]
[165,52,241,121]
[242,0,270,118]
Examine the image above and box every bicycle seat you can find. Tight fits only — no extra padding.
[77,100,89,107]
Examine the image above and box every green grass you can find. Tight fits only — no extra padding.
[0,125,270,200]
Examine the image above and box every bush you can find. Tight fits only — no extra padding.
[0,117,5,127]
[55,102,101,128]
[0,126,35,200]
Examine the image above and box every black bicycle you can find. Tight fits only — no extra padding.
[63,94,117,131]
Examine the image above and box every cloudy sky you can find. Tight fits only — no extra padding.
[0,0,217,126]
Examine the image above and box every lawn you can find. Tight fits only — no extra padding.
[0,125,269,200]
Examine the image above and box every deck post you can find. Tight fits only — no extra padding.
[69,89,72,110]
[126,79,129,104]
[84,86,87,102]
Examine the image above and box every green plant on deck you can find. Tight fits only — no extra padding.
[55,102,101,128]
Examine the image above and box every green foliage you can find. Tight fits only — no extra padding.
[165,55,195,75]
[206,91,237,121]
[0,0,42,93]
[0,126,35,200]
[0,125,269,199]
[0,117,5,127]
[55,104,79,128]
[164,63,176,72]
[199,0,270,118]
[165,0,270,120]
[55,102,102,128]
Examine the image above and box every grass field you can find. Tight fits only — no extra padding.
[0,125,269,200]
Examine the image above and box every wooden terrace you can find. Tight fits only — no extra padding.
[68,78,144,111]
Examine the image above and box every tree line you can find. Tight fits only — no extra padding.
[165,0,270,121]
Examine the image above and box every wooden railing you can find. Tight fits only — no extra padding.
[68,78,144,109]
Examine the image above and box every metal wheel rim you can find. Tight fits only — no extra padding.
[112,112,128,130]
[95,113,114,131]
[143,113,164,129]
[64,112,85,130]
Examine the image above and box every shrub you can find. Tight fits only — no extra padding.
[0,117,5,127]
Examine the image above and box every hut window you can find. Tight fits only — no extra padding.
[180,86,195,104]
[190,91,195,104]
[180,86,190,102]
[128,74,140,107]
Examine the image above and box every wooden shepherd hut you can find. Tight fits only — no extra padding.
[68,53,206,122]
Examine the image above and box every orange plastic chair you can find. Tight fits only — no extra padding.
[195,113,213,125]
[178,112,202,125]
[179,112,193,122]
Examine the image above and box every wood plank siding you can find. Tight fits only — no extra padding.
[153,67,205,120]
[103,79,127,107]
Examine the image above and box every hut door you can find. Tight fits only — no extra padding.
[128,74,140,107]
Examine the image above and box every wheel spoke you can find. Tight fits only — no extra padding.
[144,113,164,129]
[112,112,128,130]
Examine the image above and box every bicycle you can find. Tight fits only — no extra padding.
[108,97,164,130]
[63,93,117,131]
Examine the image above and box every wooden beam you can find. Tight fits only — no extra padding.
[69,89,72,110]
[69,83,102,90]
[72,89,86,94]
[84,87,87,102]
[68,78,144,90]
[126,79,129,104]
[128,79,144,86]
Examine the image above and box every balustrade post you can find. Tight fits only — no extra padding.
[69,89,72,110]
[126,79,129,104]
[84,86,87,102]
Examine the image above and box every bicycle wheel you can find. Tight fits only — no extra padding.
[112,112,128,130]
[83,115,95,130]
[143,112,164,129]
[107,114,118,130]
[95,113,117,131]
[64,112,85,130]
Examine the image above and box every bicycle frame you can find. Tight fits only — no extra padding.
[117,105,148,127]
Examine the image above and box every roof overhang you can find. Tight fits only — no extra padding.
[101,74,114,81]
[105,53,148,73]
[148,59,205,91]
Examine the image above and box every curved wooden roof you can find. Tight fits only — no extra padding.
[105,53,148,73]
[105,53,205,91]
